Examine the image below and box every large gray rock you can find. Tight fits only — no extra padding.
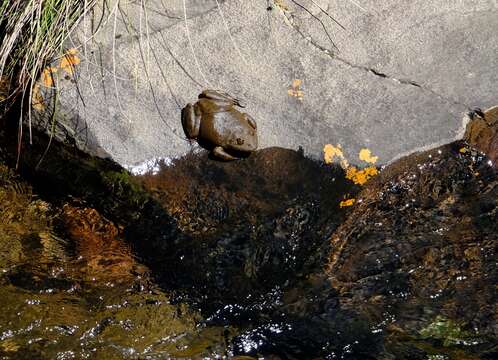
[33,0,498,167]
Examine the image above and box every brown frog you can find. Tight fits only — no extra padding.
[181,90,258,160]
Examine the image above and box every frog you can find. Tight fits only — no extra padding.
[181,90,258,160]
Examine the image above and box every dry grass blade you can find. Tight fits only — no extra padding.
[288,0,342,50]
[0,0,100,165]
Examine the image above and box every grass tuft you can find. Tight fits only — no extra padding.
[0,0,97,96]
[0,0,100,164]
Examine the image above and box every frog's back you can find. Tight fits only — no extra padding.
[199,110,246,147]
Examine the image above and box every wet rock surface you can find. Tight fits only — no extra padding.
[131,147,382,358]
[465,106,498,166]
[327,141,497,358]
[128,140,496,358]
[0,106,497,358]
[133,148,355,311]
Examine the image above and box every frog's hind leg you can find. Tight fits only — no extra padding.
[213,146,238,161]
[181,103,200,139]
[199,89,245,108]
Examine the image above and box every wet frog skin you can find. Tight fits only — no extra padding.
[181,90,258,160]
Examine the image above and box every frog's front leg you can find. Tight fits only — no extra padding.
[181,103,201,139]
[199,89,245,108]
[213,146,238,161]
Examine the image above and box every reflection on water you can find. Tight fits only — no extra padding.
[0,164,230,359]
[0,138,496,359]
[125,157,174,176]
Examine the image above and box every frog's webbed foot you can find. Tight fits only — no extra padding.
[213,146,239,161]
[199,89,245,108]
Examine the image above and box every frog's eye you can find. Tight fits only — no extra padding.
[236,138,244,145]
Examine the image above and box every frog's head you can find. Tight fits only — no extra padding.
[226,115,258,153]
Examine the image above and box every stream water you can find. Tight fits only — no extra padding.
[0,126,496,359]
[0,163,232,358]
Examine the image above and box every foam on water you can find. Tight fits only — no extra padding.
[125,157,174,176]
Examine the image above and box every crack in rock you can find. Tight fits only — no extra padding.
[278,7,472,111]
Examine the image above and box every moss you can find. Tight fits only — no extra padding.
[100,169,151,220]
[419,316,482,347]
[102,170,148,206]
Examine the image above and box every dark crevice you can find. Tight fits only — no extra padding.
[369,69,388,78]
[280,9,472,111]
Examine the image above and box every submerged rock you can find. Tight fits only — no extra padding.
[133,147,356,307]
[0,105,497,358]
[0,137,229,359]
[327,141,497,358]
[130,133,497,358]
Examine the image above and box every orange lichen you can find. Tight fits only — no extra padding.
[339,198,355,207]
[324,144,349,167]
[41,66,57,87]
[359,148,378,164]
[324,144,379,185]
[346,166,379,185]
[339,159,349,169]
[60,48,80,76]
[31,83,45,111]
[288,79,304,100]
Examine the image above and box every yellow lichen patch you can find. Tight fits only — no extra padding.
[323,143,349,168]
[339,198,355,208]
[359,148,378,164]
[346,166,379,185]
[41,66,57,87]
[60,48,80,76]
[340,158,349,169]
[288,79,304,100]
[324,143,379,185]
[31,83,46,111]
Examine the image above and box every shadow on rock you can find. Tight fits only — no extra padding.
[130,147,380,358]
[1,121,376,358]
[133,148,354,302]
